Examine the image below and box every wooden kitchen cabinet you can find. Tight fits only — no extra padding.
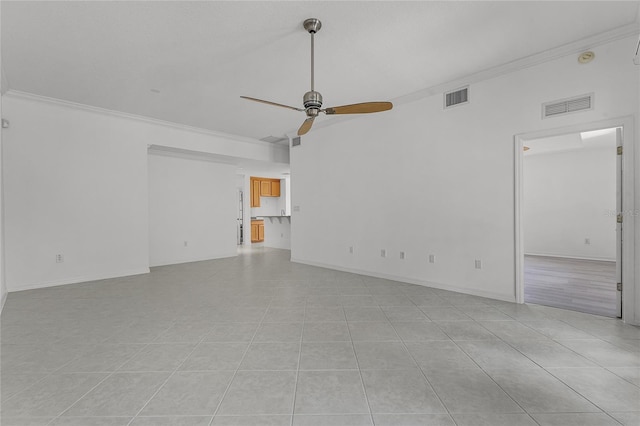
[260,180,272,196]
[251,178,261,207]
[270,180,281,197]
[251,219,264,243]
[251,177,281,206]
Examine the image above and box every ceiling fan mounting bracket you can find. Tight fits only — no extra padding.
[303,18,322,34]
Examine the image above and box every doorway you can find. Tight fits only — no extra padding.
[522,128,619,317]
[515,118,635,323]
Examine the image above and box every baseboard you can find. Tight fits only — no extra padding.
[263,243,292,250]
[525,252,616,262]
[291,257,516,303]
[7,267,151,293]
[149,252,238,268]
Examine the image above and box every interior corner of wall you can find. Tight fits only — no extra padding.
[1,287,7,313]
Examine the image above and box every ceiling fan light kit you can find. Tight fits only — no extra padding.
[241,18,393,136]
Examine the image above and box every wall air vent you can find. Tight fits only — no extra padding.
[444,86,469,109]
[292,136,301,147]
[542,94,593,118]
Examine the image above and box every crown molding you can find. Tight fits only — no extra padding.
[298,23,640,136]
[394,22,639,105]
[3,90,274,148]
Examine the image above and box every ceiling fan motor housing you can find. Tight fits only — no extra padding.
[303,90,323,117]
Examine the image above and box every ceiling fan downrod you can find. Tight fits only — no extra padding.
[303,18,323,117]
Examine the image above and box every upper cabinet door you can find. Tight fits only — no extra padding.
[260,180,272,196]
[271,180,281,197]
[251,179,261,207]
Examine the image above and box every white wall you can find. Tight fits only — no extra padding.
[636,7,640,325]
[148,152,237,266]
[1,5,7,309]
[2,94,286,291]
[291,35,638,307]
[524,145,616,260]
[278,177,291,217]
[0,102,6,310]
[251,195,280,217]
[3,97,150,292]
[0,91,6,309]
[263,219,291,250]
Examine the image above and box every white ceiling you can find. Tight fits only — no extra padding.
[2,1,638,141]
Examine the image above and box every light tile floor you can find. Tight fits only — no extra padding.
[2,248,639,426]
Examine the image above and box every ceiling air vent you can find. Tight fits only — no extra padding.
[444,86,469,109]
[543,94,593,118]
[291,136,301,147]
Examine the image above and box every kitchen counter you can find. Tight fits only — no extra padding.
[253,215,291,223]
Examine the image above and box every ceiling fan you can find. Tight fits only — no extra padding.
[241,18,393,136]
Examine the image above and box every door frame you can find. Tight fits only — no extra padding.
[514,116,636,324]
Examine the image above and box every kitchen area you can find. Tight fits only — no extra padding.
[241,175,291,249]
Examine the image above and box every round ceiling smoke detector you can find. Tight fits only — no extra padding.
[578,51,595,64]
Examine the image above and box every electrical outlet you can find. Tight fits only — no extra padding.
[281,233,284,238]
[584,238,591,245]
[349,246,354,254]
[56,254,64,263]
[399,251,405,259]
[380,249,386,258]
[429,254,436,263]
[184,241,188,247]
[475,259,482,269]
[293,205,301,212]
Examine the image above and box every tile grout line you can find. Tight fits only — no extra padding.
[433,307,611,424]
[43,339,158,426]
[382,300,458,426]
[207,298,271,426]
[344,303,376,426]
[124,334,208,426]
[433,311,543,421]
[288,290,308,426]
[2,323,135,406]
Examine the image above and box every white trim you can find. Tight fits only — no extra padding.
[396,25,637,105]
[3,90,271,148]
[514,116,636,325]
[8,267,151,293]
[297,24,639,137]
[291,257,516,303]
[524,253,616,263]
[149,252,238,268]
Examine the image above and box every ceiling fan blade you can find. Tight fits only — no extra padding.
[297,117,315,135]
[240,96,304,112]
[324,102,393,115]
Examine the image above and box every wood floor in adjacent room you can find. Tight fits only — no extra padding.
[524,255,618,318]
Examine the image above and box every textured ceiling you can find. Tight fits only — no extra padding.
[2,1,638,141]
